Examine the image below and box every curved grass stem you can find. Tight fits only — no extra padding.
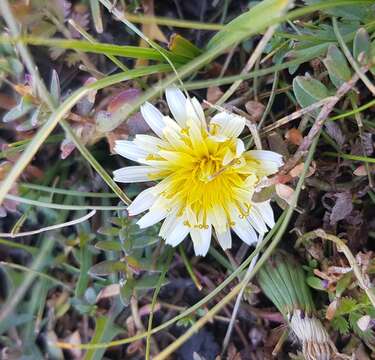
[299,230,375,308]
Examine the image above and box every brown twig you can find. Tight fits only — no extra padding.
[261,97,335,134]
[281,67,368,174]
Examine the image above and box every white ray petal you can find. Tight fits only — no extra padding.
[114,140,148,163]
[216,227,232,250]
[248,206,268,234]
[191,225,212,256]
[140,102,166,137]
[134,134,166,153]
[253,201,275,228]
[137,207,168,229]
[164,216,190,247]
[236,138,245,157]
[163,128,186,149]
[229,205,258,245]
[208,134,228,142]
[127,187,156,215]
[113,166,161,183]
[186,97,206,128]
[210,205,227,234]
[159,209,178,238]
[248,150,284,165]
[248,150,284,175]
[210,112,246,139]
[222,148,235,166]
[232,220,258,245]
[166,87,187,127]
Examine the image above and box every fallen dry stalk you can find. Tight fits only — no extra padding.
[299,229,375,309]
[281,66,369,174]
[0,210,96,238]
[261,97,335,134]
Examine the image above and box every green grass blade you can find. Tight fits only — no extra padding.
[89,0,103,33]
[0,36,188,63]
[324,152,375,163]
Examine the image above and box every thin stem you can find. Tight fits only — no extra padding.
[179,245,202,291]
[145,249,174,360]
[222,238,262,353]
[323,152,375,164]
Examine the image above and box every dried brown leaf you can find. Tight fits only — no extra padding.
[325,121,345,147]
[325,299,338,320]
[207,86,224,104]
[275,183,294,205]
[245,100,265,122]
[285,128,303,146]
[330,192,353,224]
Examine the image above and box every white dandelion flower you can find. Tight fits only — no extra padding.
[113,87,283,256]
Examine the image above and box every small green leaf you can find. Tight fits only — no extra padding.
[335,297,358,316]
[97,226,120,236]
[293,75,329,108]
[3,98,34,122]
[50,69,61,104]
[110,217,123,227]
[353,27,370,62]
[332,315,350,334]
[119,278,134,306]
[323,44,352,88]
[287,43,330,74]
[303,1,368,21]
[134,274,169,290]
[177,315,195,328]
[335,272,352,297]
[95,240,122,252]
[89,260,127,276]
[169,34,202,59]
[306,276,326,291]
[133,235,159,249]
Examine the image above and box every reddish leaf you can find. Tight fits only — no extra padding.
[285,128,303,145]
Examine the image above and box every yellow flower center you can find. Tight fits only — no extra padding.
[149,124,260,230]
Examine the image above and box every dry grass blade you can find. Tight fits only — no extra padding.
[0,210,96,238]
[261,97,335,134]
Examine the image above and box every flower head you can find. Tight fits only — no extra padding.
[113,88,283,256]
